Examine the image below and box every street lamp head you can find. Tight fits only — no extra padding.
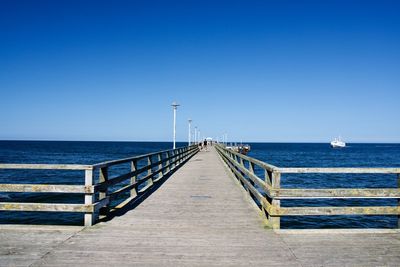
[171,101,180,108]
[188,119,192,123]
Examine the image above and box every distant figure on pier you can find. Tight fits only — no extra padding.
[198,142,202,151]
[203,139,208,151]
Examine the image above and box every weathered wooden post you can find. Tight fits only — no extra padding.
[180,148,184,163]
[157,153,163,179]
[262,169,273,223]
[99,166,109,218]
[246,161,256,192]
[270,171,281,229]
[147,156,154,186]
[130,160,137,198]
[185,147,188,160]
[171,150,176,169]
[249,162,256,186]
[84,168,95,226]
[177,148,182,164]
[238,157,246,186]
[166,151,171,173]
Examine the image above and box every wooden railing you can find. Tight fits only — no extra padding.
[216,144,400,229]
[0,145,199,226]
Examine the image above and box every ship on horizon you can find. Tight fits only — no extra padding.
[330,136,346,148]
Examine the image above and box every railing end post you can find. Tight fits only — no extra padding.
[84,169,95,226]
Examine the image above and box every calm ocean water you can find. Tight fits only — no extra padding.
[0,141,399,228]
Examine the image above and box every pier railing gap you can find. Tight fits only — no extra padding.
[0,145,199,226]
[216,144,400,229]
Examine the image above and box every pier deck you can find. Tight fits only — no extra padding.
[1,147,400,266]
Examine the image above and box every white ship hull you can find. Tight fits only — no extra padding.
[330,140,346,148]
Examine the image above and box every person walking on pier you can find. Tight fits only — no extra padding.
[203,139,208,151]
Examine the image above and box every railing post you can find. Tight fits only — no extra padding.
[265,170,272,186]
[248,162,256,188]
[248,161,254,173]
[398,173,400,228]
[175,149,179,166]
[176,149,180,165]
[157,153,163,179]
[170,150,175,169]
[84,168,95,226]
[99,167,109,218]
[239,157,244,167]
[147,156,154,186]
[270,171,281,229]
[184,147,188,160]
[130,160,138,198]
[179,148,183,163]
[166,151,171,173]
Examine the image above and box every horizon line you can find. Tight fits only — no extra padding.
[0,139,399,144]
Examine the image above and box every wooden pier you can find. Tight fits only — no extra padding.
[1,146,400,266]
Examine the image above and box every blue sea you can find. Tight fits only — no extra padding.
[0,141,399,229]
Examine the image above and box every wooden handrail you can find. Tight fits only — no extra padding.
[277,167,400,174]
[215,144,400,230]
[0,145,199,226]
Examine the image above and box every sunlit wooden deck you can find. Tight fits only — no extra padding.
[1,146,400,266]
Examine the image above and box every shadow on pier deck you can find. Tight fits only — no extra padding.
[1,146,400,266]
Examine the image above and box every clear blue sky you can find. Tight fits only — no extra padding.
[1,0,399,143]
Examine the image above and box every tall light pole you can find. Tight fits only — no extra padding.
[188,119,192,146]
[171,101,180,149]
[194,126,197,144]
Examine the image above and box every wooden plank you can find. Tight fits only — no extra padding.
[275,188,400,199]
[0,163,92,170]
[277,167,400,174]
[278,206,400,216]
[0,202,93,212]
[0,184,92,193]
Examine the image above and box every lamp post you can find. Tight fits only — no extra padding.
[171,101,180,149]
[188,119,192,146]
[194,126,197,144]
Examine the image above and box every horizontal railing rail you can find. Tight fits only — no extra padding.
[0,145,199,226]
[216,144,400,229]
